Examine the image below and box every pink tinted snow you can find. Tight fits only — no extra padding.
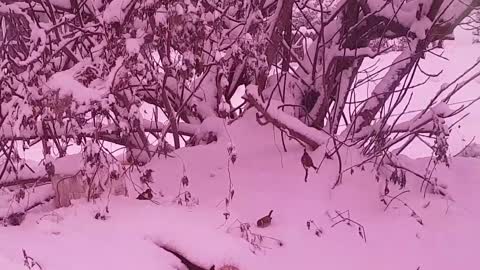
[1,110,480,270]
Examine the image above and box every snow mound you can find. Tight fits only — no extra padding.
[1,114,480,270]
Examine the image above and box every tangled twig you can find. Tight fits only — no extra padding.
[226,219,283,253]
[328,210,367,242]
[382,190,424,226]
[22,249,42,270]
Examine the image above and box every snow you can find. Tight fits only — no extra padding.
[338,47,376,58]
[103,0,133,23]
[3,4,480,270]
[193,116,231,143]
[155,7,168,25]
[128,123,480,270]
[380,101,454,135]
[0,185,53,218]
[49,154,83,175]
[368,0,435,29]
[126,38,143,55]
[0,2,46,66]
[175,3,185,15]
[439,0,475,25]
[204,11,214,23]
[3,118,480,270]
[0,255,23,270]
[457,142,480,158]
[46,62,105,104]
[215,51,226,61]
[49,0,72,9]
[409,17,433,40]
[0,159,44,184]
[47,73,102,104]
[0,197,257,270]
[348,27,480,157]
[246,85,329,146]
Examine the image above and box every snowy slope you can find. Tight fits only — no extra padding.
[1,111,479,270]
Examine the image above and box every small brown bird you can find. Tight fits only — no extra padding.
[5,212,26,226]
[301,149,318,170]
[136,188,153,200]
[257,210,273,228]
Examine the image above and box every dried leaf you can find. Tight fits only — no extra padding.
[15,189,25,203]
[422,201,431,208]
[416,218,424,226]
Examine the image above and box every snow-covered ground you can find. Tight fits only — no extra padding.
[1,109,480,270]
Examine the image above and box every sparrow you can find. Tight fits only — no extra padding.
[301,149,317,170]
[5,212,26,226]
[257,210,273,228]
[136,189,153,200]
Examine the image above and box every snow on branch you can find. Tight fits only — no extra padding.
[45,62,106,105]
[0,120,196,146]
[245,85,328,149]
[1,0,479,167]
[353,101,454,141]
[346,50,415,136]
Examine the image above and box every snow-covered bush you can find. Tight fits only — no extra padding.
[1,0,480,194]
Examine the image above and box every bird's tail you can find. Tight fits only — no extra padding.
[268,210,273,217]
